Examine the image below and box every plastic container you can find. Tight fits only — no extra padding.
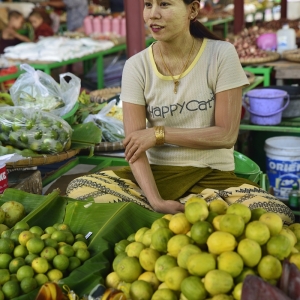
[277,24,297,54]
[0,164,8,194]
[84,16,94,35]
[102,16,112,35]
[120,17,126,37]
[257,33,277,51]
[112,16,121,35]
[92,16,103,34]
[264,136,300,200]
[261,85,300,118]
[288,184,300,209]
[244,89,290,125]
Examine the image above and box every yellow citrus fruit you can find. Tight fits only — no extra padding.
[185,196,207,207]
[116,256,142,283]
[232,282,243,300]
[113,252,127,272]
[191,221,213,245]
[138,271,160,290]
[18,231,34,247]
[158,282,168,289]
[259,212,283,236]
[130,280,153,300]
[163,214,173,221]
[185,202,209,224]
[219,214,245,238]
[227,203,251,224]
[177,244,201,269]
[105,272,120,289]
[47,269,63,282]
[289,253,300,269]
[151,228,174,253]
[257,255,282,280]
[209,199,228,215]
[250,208,267,221]
[207,231,237,255]
[125,242,145,258]
[212,215,223,231]
[117,281,131,299]
[151,218,170,232]
[245,221,270,245]
[211,295,234,300]
[187,252,216,277]
[165,266,189,291]
[266,235,292,260]
[289,223,300,232]
[152,289,178,300]
[142,230,152,247]
[32,257,49,274]
[135,227,150,243]
[279,227,297,247]
[234,267,256,284]
[204,269,234,296]
[217,251,244,278]
[181,276,207,300]
[154,255,177,282]
[169,213,192,234]
[139,248,160,271]
[237,239,261,267]
[167,234,192,257]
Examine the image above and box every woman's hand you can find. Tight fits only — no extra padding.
[123,128,156,163]
[151,199,185,214]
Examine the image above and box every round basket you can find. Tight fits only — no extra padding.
[6,149,80,168]
[240,51,280,65]
[282,49,300,62]
[90,87,124,152]
[244,70,256,85]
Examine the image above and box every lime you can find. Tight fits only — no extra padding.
[40,247,57,261]
[142,229,152,247]
[58,244,75,257]
[0,253,13,269]
[47,269,63,282]
[245,221,270,245]
[116,256,143,283]
[257,255,282,280]
[250,208,267,221]
[25,254,39,265]
[187,252,216,277]
[72,241,88,251]
[44,238,58,249]
[227,203,251,224]
[2,281,20,299]
[135,227,150,243]
[155,254,178,282]
[151,227,174,253]
[19,231,34,246]
[177,244,201,269]
[44,227,56,235]
[29,226,44,236]
[130,280,153,300]
[266,235,292,260]
[114,239,131,255]
[0,238,14,254]
[212,215,223,231]
[0,269,10,285]
[51,231,66,243]
[126,242,145,258]
[217,251,244,278]
[167,234,192,257]
[191,221,213,245]
[237,239,262,267]
[20,277,37,294]
[32,257,49,274]
[259,212,283,236]
[68,256,81,272]
[138,271,160,290]
[9,257,26,273]
[14,245,29,258]
[185,202,209,224]
[139,248,160,271]
[41,234,51,240]
[57,223,70,231]
[10,229,24,246]
[35,274,49,286]
[0,224,9,236]
[233,282,243,300]
[152,289,177,300]
[26,237,45,254]
[113,252,127,272]
[63,231,75,245]
[204,270,234,296]
[206,211,219,224]
[209,199,228,215]
[105,272,121,289]
[219,214,245,237]
[181,276,207,300]
[17,265,34,281]
[207,231,237,255]
[169,213,192,234]
[75,248,90,262]
[165,266,189,291]
[151,218,170,232]
[289,253,300,269]
[279,227,297,247]
[127,233,136,242]
[53,254,69,271]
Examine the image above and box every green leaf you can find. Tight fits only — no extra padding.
[71,122,102,144]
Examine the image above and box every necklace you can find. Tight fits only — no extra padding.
[159,38,195,94]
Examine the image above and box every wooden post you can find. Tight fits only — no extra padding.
[234,0,244,35]
[124,0,145,58]
[281,0,287,19]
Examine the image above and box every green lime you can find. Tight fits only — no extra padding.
[17,265,34,281]
[2,281,20,299]
[0,238,14,254]
[0,253,13,269]
[26,237,45,254]
[68,256,81,272]
[14,245,29,258]
[53,254,69,271]
[0,269,10,285]
[9,257,26,274]
[20,277,38,294]
[29,226,44,236]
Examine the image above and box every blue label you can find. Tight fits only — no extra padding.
[266,157,300,200]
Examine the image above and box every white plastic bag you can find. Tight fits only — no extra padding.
[10,64,80,117]
[84,100,124,142]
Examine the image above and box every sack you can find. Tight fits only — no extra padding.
[84,100,124,142]
[10,64,80,117]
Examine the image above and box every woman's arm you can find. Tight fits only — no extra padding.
[123,102,184,214]
[125,87,242,163]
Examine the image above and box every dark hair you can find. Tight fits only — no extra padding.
[28,9,52,26]
[183,0,223,41]
[8,10,23,20]
[28,11,43,19]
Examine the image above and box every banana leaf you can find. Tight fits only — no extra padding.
[12,199,162,299]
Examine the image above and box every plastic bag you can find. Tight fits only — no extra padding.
[10,64,80,117]
[84,100,124,142]
[0,106,72,154]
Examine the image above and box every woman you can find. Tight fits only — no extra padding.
[67,0,294,224]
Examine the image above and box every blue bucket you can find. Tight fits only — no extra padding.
[244,89,290,125]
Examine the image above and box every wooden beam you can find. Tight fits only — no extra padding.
[281,0,287,19]
[124,0,145,58]
[234,0,244,34]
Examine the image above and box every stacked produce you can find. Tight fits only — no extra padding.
[0,221,90,298]
[0,107,72,154]
[105,198,300,300]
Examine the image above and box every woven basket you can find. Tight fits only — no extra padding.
[240,52,280,65]
[6,149,80,168]
[90,87,124,153]
[282,49,300,62]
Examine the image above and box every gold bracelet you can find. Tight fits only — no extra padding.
[154,126,165,146]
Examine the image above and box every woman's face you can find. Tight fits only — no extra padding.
[143,0,193,42]
[11,16,24,30]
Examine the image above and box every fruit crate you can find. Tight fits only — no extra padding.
[1,188,161,299]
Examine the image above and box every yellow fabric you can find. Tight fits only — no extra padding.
[66,167,294,224]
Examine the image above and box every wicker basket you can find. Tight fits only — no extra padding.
[90,87,124,153]
[6,149,80,168]
[282,49,300,62]
[240,52,280,65]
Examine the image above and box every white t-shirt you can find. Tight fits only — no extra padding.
[120,38,249,171]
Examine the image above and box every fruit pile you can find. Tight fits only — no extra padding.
[0,201,26,232]
[0,221,90,299]
[0,107,72,154]
[105,198,300,300]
